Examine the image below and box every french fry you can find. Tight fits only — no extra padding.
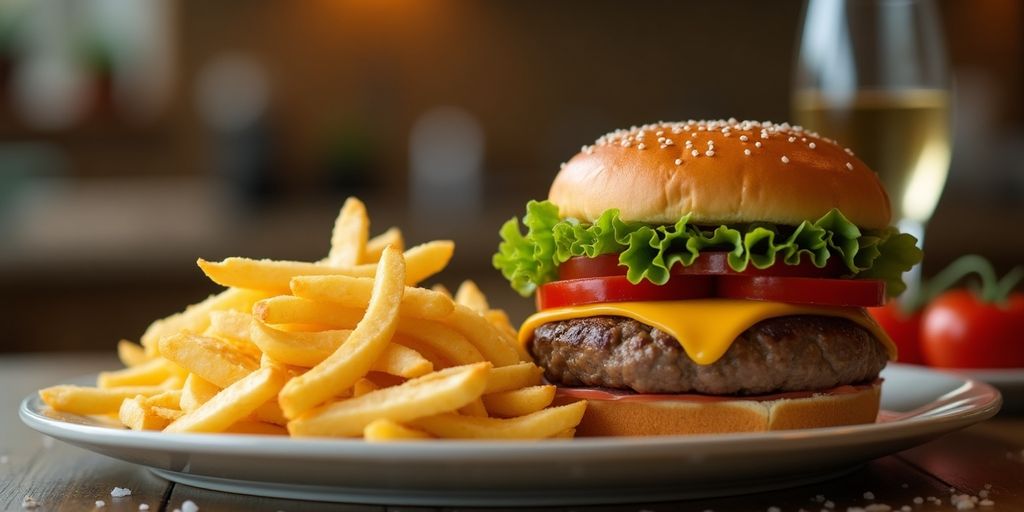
[411,401,588,440]
[203,310,262,359]
[159,333,259,389]
[197,241,453,293]
[159,374,186,390]
[249,320,352,367]
[259,353,305,377]
[117,340,149,367]
[98,358,183,389]
[225,421,289,436]
[327,197,369,267]
[551,428,576,439]
[353,378,379,397]
[40,385,166,415]
[484,362,544,394]
[143,390,183,410]
[119,396,171,431]
[481,385,556,418]
[363,419,431,442]
[483,309,530,362]
[252,400,288,426]
[442,304,521,367]
[289,276,453,320]
[180,374,220,413]
[363,227,404,262]
[375,344,433,378]
[289,363,490,437]
[430,283,452,298]
[459,398,488,418]
[255,296,481,366]
[166,367,289,433]
[140,288,269,356]
[278,247,406,419]
[455,280,489,312]
[151,406,184,422]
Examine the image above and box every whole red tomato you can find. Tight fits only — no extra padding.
[921,289,1024,369]
[869,302,925,365]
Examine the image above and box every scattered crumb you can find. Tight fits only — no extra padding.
[913,497,924,504]
[979,490,989,498]
[864,505,891,512]
[768,507,781,512]
[95,500,106,508]
[900,483,909,489]
[863,491,875,500]
[901,506,911,512]
[814,494,827,503]
[984,483,993,490]
[181,500,199,512]
[980,499,995,507]
[825,500,835,509]
[139,505,150,511]
[22,495,39,509]
[111,487,132,498]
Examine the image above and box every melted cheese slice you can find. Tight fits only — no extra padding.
[519,299,897,365]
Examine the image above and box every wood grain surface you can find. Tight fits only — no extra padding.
[1,353,1021,511]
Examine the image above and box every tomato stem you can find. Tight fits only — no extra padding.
[914,255,1020,308]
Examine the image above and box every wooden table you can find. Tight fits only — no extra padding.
[2,353,1022,512]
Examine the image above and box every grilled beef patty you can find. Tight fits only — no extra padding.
[529,315,888,395]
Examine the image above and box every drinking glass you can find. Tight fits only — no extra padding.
[793,0,952,296]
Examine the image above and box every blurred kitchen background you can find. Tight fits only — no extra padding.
[0,0,1021,352]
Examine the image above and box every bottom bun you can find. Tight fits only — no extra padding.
[555,382,881,437]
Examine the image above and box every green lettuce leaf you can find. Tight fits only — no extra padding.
[493,200,922,298]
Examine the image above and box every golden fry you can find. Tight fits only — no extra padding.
[250,320,352,367]
[166,367,289,433]
[454,280,489,312]
[289,275,453,319]
[98,358,183,389]
[40,385,166,415]
[411,401,587,440]
[481,385,556,418]
[458,397,488,418]
[484,362,544,394]
[197,241,452,293]
[159,333,258,389]
[289,363,490,437]
[363,419,431,442]
[117,340,149,367]
[180,374,220,413]
[442,304,521,367]
[363,227,404,262]
[119,396,171,431]
[224,421,289,436]
[278,247,406,419]
[353,378,379,397]
[327,197,369,267]
[140,288,269,356]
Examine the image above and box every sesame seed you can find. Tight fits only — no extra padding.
[705,150,715,157]
[788,136,797,142]
[743,149,751,156]
[809,142,816,149]
[845,147,855,155]
[755,141,762,148]
[781,155,790,164]
[674,158,682,165]
[691,149,699,157]
[739,135,749,142]
[665,139,674,146]
[620,140,630,147]
[846,162,854,170]
[637,143,646,150]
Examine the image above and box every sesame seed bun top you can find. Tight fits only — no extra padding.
[548,119,892,229]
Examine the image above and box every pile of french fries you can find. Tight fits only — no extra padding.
[39,198,586,440]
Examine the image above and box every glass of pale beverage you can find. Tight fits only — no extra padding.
[793,0,951,297]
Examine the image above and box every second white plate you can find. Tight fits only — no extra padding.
[19,364,1001,506]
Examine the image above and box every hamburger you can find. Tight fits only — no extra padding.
[493,119,922,436]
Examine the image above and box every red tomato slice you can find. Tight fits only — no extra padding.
[921,290,1024,369]
[558,252,844,281]
[537,275,714,310]
[717,275,886,307]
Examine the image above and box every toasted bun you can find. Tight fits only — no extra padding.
[556,382,881,437]
[549,120,891,229]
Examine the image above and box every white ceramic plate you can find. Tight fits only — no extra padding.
[19,364,1001,506]
[943,367,1024,413]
